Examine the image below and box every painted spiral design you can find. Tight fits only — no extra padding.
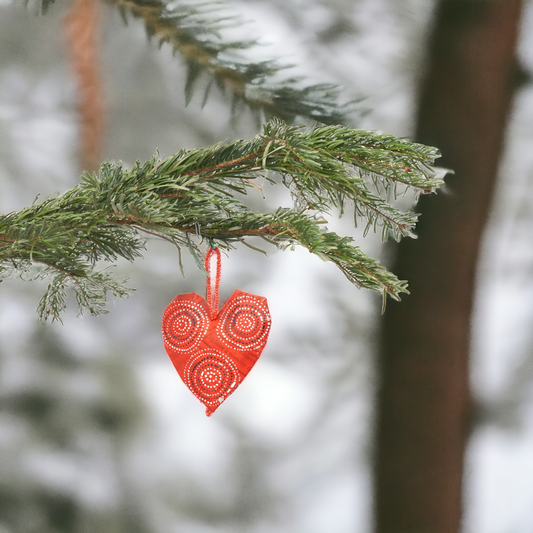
[217,293,271,351]
[162,298,209,353]
[184,350,241,407]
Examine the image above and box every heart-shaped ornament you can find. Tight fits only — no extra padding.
[162,248,271,416]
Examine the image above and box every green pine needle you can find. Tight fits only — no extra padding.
[105,0,350,123]
[0,119,443,321]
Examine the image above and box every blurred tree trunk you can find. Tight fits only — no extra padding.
[63,0,104,171]
[374,2,522,533]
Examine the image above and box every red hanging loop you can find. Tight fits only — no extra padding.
[205,246,221,320]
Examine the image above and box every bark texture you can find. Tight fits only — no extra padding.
[374,2,523,533]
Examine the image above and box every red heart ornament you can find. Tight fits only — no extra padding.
[161,249,271,416]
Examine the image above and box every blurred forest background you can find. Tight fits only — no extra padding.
[1,1,533,532]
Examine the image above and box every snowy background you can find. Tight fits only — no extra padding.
[0,1,532,532]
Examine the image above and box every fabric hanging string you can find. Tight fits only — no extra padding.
[205,246,221,320]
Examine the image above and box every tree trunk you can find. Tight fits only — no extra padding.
[63,0,104,171]
[374,2,522,533]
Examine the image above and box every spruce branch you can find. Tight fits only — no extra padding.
[105,0,349,123]
[1,120,442,321]
[23,0,57,15]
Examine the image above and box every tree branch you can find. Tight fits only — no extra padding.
[105,0,350,123]
[1,119,442,320]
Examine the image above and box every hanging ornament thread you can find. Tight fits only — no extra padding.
[162,247,271,416]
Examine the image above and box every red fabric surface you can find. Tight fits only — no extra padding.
[162,289,271,416]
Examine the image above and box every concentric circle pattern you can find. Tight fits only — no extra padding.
[217,293,271,351]
[162,299,209,353]
[184,350,241,408]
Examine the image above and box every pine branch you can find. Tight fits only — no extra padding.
[0,119,442,321]
[23,0,57,14]
[105,0,349,123]
[63,0,105,171]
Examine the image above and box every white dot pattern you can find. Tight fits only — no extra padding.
[162,299,209,352]
[184,349,241,409]
[217,293,271,351]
